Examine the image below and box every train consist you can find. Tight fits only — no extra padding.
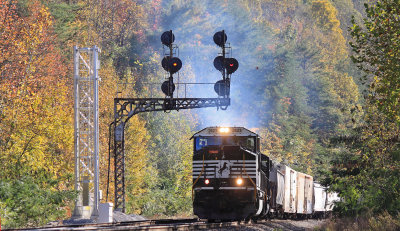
[191,127,339,221]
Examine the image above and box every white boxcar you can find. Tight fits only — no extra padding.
[305,174,313,214]
[296,172,313,214]
[269,162,285,210]
[283,165,297,213]
[326,191,340,211]
[296,172,305,214]
[313,183,327,212]
[276,170,285,207]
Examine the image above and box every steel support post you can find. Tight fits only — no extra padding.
[72,46,82,218]
[113,121,126,211]
[91,46,100,219]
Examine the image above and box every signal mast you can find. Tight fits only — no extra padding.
[212,30,239,108]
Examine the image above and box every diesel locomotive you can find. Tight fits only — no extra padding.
[191,126,339,221]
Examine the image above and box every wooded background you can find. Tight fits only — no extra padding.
[0,0,399,228]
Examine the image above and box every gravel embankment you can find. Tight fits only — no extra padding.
[205,219,326,231]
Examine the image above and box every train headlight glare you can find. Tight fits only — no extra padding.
[236,178,243,185]
[219,127,230,133]
[205,179,210,185]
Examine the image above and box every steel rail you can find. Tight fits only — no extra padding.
[11,218,242,231]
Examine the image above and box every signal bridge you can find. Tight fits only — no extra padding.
[109,30,239,212]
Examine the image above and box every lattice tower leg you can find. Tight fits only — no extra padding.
[72,46,100,220]
[114,121,126,212]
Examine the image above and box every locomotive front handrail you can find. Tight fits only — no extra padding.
[242,153,257,202]
[192,153,205,200]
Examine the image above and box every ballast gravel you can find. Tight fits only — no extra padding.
[204,219,326,231]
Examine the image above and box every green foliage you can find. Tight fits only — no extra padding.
[350,0,400,121]
[328,0,400,219]
[329,108,400,217]
[0,177,76,229]
[138,111,195,216]
[250,0,360,177]
[45,1,82,46]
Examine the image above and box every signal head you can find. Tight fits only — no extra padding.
[214,79,229,96]
[161,56,170,71]
[213,56,224,71]
[161,80,175,97]
[161,31,175,46]
[168,57,182,74]
[162,56,182,73]
[213,31,227,47]
[225,58,239,74]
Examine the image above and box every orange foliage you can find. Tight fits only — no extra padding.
[0,0,73,182]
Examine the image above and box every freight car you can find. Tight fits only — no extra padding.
[191,126,338,221]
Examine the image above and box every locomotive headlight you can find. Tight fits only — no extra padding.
[236,178,243,185]
[219,127,230,133]
[205,179,210,185]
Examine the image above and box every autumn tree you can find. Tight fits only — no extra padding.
[0,0,75,227]
[328,0,400,217]
[236,0,361,176]
[0,0,73,181]
[0,0,376,223]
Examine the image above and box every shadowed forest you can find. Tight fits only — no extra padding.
[0,0,399,229]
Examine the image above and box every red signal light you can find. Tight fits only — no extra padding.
[205,179,210,185]
[225,58,238,74]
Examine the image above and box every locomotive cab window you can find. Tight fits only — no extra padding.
[195,136,256,152]
[245,137,255,151]
[260,154,269,173]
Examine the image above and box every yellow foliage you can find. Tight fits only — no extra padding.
[0,0,73,185]
[310,0,347,63]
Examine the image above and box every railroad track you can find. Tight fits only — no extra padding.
[10,218,241,231]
